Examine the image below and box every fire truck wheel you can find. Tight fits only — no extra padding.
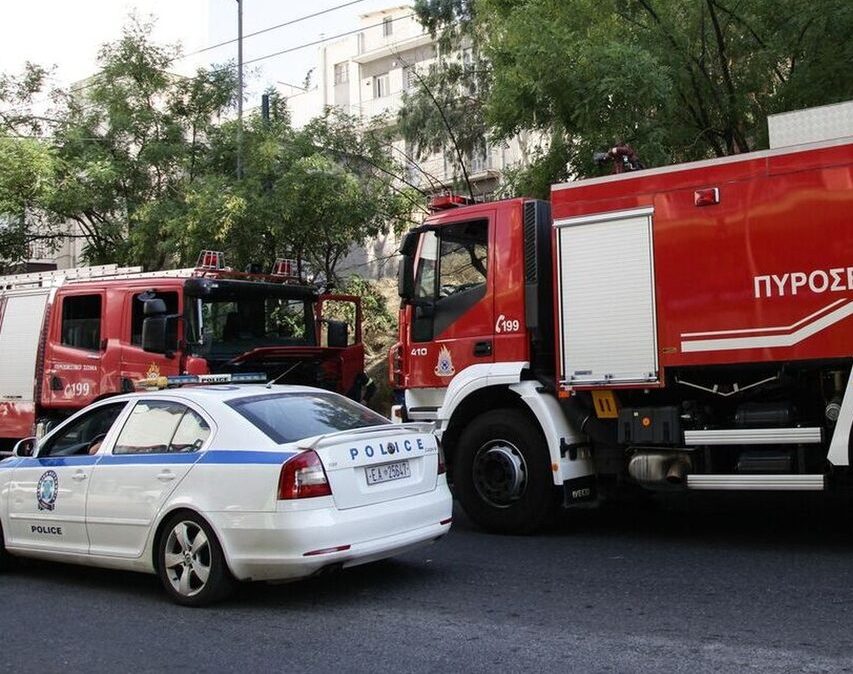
[455,409,558,534]
[156,511,236,607]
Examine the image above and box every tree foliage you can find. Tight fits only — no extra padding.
[0,20,411,282]
[396,0,491,196]
[403,0,853,197]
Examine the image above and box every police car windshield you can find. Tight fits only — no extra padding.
[226,392,387,444]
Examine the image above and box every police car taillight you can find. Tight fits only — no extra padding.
[278,450,332,499]
[437,440,446,475]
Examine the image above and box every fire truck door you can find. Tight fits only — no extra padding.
[408,216,494,387]
[43,291,106,408]
[317,294,365,398]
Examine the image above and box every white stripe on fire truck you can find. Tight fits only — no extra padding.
[680,300,853,353]
[681,299,846,338]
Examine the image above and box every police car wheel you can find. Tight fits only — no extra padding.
[157,512,235,607]
[455,408,559,535]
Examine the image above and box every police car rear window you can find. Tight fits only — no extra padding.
[226,392,387,444]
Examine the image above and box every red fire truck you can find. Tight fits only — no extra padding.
[390,103,853,533]
[0,253,368,450]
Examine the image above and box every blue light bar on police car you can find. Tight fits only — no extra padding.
[138,372,268,390]
[168,373,268,385]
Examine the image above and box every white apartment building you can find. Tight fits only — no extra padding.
[284,5,538,279]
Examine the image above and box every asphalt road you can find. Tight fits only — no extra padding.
[3,494,853,673]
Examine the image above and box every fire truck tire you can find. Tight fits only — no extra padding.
[156,511,236,607]
[454,409,559,534]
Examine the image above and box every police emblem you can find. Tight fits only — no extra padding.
[37,470,59,511]
[434,345,456,377]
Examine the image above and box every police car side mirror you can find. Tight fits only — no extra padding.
[13,436,37,457]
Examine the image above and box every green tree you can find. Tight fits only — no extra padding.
[0,21,416,279]
[54,20,235,266]
[176,105,414,284]
[398,0,489,197]
[405,0,853,197]
[0,19,236,267]
[0,137,60,270]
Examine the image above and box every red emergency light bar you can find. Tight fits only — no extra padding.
[428,194,474,212]
[272,258,298,277]
[197,250,225,270]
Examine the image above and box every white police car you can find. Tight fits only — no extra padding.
[0,385,452,606]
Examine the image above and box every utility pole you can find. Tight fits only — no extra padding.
[236,0,244,179]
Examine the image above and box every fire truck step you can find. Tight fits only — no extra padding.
[686,474,825,491]
[683,427,822,446]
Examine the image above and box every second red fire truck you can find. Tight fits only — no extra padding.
[0,253,368,450]
[390,102,853,533]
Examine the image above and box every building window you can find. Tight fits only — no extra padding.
[334,62,348,85]
[403,66,418,91]
[383,16,393,37]
[469,146,490,174]
[373,72,390,98]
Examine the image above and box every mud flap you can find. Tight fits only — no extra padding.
[563,474,597,507]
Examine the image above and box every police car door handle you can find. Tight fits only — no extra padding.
[157,471,176,481]
[72,471,87,481]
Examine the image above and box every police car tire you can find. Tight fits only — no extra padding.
[156,512,235,607]
[454,408,559,535]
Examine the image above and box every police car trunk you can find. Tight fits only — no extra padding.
[304,425,441,509]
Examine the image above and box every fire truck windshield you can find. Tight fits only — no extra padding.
[184,282,317,358]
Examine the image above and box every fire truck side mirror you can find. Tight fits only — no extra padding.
[327,319,349,348]
[398,231,419,300]
[141,299,179,355]
[144,298,167,315]
[142,298,168,354]
[398,254,416,300]
[13,436,36,458]
[142,315,168,354]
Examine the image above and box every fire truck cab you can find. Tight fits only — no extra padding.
[0,255,367,449]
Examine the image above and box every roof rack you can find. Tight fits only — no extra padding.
[0,264,213,291]
[0,250,310,292]
[0,264,144,290]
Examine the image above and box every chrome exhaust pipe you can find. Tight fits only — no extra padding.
[665,456,691,484]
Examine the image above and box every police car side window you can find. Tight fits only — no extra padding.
[169,409,211,452]
[113,400,187,455]
[39,403,126,457]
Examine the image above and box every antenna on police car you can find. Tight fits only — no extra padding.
[266,362,302,388]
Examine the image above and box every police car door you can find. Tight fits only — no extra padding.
[86,399,211,558]
[6,401,128,554]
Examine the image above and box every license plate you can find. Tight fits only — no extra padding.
[365,460,411,486]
